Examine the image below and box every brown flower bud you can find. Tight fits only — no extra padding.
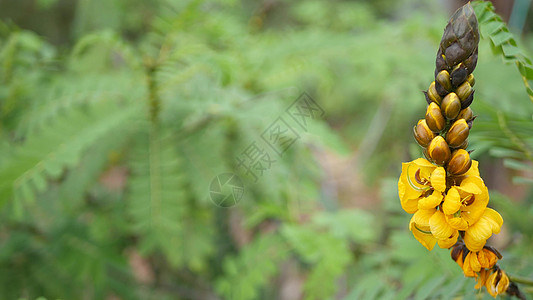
[440,93,461,120]
[466,73,475,87]
[463,49,478,73]
[434,80,448,97]
[446,119,470,148]
[427,81,442,104]
[427,136,451,165]
[413,119,436,147]
[436,70,452,92]
[423,147,431,161]
[425,102,446,132]
[461,90,475,109]
[456,81,473,101]
[454,138,469,149]
[447,149,472,175]
[435,49,447,74]
[457,107,473,121]
[451,64,468,88]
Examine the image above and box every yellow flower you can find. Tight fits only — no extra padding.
[398,158,446,214]
[477,247,499,269]
[460,248,500,278]
[464,208,504,252]
[485,268,510,297]
[442,161,488,231]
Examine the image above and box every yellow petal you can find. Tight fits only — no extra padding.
[399,163,425,200]
[413,208,437,227]
[442,187,461,215]
[445,214,469,231]
[413,158,435,168]
[409,215,436,251]
[437,230,458,249]
[457,176,483,194]
[418,191,443,210]
[483,208,504,234]
[468,251,481,273]
[462,252,477,277]
[401,197,419,214]
[429,210,455,240]
[463,160,480,177]
[430,167,446,192]
[399,166,423,201]
[464,208,503,252]
[475,268,490,289]
[461,185,489,225]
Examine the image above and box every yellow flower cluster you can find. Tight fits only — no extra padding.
[398,158,503,252]
[398,3,511,298]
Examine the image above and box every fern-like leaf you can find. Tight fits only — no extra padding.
[473,0,533,104]
[0,101,140,209]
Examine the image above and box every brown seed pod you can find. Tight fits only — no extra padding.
[425,102,446,132]
[428,136,452,165]
[440,92,461,119]
[414,119,436,147]
[446,119,470,148]
[448,149,472,175]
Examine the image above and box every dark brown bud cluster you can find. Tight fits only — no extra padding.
[415,3,478,175]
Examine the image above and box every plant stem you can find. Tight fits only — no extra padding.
[509,274,533,286]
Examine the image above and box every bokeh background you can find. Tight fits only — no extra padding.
[0,0,532,299]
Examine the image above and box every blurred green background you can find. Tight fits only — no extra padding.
[1,0,533,299]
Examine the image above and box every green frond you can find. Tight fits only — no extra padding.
[0,100,140,209]
[127,127,215,270]
[215,233,290,300]
[473,0,533,104]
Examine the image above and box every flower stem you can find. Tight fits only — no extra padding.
[509,274,533,286]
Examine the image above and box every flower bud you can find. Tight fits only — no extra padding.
[456,81,473,101]
[427,81,442,104]
[425,102,445,132]
[455,139,469,149]
[434,80,448,97]
[451,64,468,88]
[413,119,436,147]
[436,70,452,92]
[447,149,472,175]
[464,50,478,74]
[446,119,469,148]
[423,148,431,161]
[466,73,475,87]
[457,107,473,121]
[440,93,461,120]
[461,90,475,109]
[427,136,451,165]
[435,50,447,74]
